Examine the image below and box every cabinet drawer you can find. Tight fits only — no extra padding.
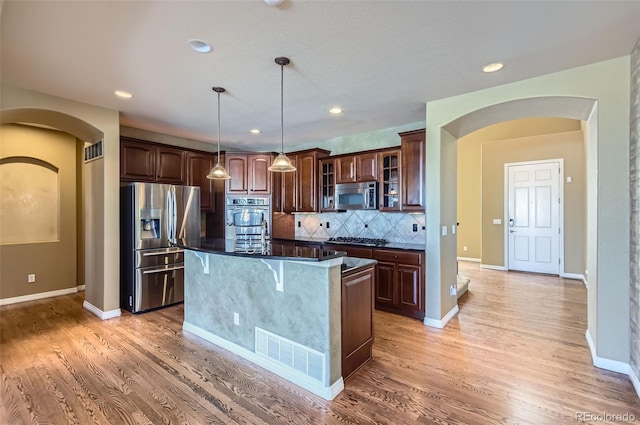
[373,249,422,265]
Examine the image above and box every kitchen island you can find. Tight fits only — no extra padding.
[172,238,375,400]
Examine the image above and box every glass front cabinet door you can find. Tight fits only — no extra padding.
[380,150,401,211]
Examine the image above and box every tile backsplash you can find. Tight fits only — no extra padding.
[294,210,425,243]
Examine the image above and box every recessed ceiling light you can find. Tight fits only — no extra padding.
[250,129,261,134]
[114,90,133,99]
[264,0,285,5]
[329,107,343,114]
[187,39,212,53]
[483,62,504,73]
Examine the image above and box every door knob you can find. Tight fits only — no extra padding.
[509,230,516,233]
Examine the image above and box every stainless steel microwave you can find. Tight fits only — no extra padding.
[335,182,378,210]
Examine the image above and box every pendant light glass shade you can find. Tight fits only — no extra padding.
[268,57,296,173]
[206,86,231,180]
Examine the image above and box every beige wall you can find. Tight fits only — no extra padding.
[457,118,582,260]
[2,85,120,316]
[481,130,585,274]
[426,56,631,363]
[0,124,77,298]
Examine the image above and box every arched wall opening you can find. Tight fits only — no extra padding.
[424,56,631,368]
[1,89,121,319]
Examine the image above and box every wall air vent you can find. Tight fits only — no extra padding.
[84,140,103,163]
[255,327,325,383]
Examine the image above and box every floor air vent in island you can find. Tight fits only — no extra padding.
[255,327,326,383]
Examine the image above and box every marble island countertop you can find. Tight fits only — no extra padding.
[171,237,347,261]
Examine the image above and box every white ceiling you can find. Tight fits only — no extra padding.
[2,1,639,152]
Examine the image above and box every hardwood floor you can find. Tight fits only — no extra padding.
[1,262,638,424]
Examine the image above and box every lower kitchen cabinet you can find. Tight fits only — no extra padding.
[373,249,425,320]
[342,265,375,379]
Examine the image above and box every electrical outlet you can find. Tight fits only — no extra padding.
[449,285,457,296]
[463,246,468,251]
[412,223,418,232]
[233,312,239,326]
[27,274,36,283]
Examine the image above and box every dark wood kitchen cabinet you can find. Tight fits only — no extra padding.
[335,153,378,184]
[120,137,186,184]
[186,151,222,213]
[320,158,336,211]
[272,149,329,213]
[400,129,425,212]
[379,149,401,211]
[226,153,273,195]
[342,265,375,379]
[373,248,424,320]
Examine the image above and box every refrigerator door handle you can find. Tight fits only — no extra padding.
[142,249,184,257]
[166,186,176,242]
[142,265,183,274]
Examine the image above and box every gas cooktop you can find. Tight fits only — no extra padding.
[326,237,389,247]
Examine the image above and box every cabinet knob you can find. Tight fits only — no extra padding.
[394,255,398,259]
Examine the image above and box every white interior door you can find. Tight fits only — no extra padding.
[507,161,561,274]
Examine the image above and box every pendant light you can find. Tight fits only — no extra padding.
[206,86,231,180]
[268,57,297,173]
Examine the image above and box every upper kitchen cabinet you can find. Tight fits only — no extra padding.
[120,137,186,184]
[186,151,220,213]
[297,149,329,212]
[335,153,378,184]
[226,153,273,195]
[272,149,329,213]
[399,129,425,212]
[379,149,401,211]
[272,155,297,213]
[320,158,336,211]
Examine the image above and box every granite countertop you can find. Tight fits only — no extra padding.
[272,236,426,252]
[171,238,347,262]
[341,257,377,277]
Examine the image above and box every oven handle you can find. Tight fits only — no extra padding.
[142,266,183,274]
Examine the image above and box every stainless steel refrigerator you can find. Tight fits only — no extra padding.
[120,182,200,313]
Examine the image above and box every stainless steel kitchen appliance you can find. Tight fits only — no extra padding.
[335,182,378,210]
[225,196,271,252]
[120,182,200,313]
[326,236,389,247]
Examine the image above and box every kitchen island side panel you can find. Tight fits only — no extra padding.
[183,251,342,386]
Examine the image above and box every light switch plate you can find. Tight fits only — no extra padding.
[441,226,447,236]
[492,218,502,224]
[451,224,456,234]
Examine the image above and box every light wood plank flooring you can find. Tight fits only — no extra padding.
[1,262,639,424]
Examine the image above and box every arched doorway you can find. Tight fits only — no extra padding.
[0,106,120,318]
[426,56,631,372]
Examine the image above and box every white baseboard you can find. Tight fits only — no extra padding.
[183,321,344,400]
[582,276,588,288]
[77,284,86,291]
[457,257,480,263]
[423,305,459,329]
[560,272,584,281]
[480,264,506,271]
[0,286,81,306]
[585,330,639,400]
[631,366,640,400]
[82,300,122,320]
